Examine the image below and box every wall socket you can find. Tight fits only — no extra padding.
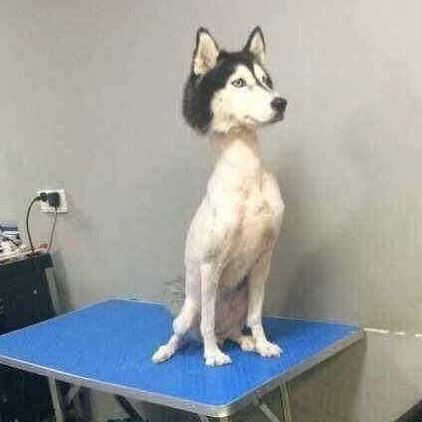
[37,189,69,213]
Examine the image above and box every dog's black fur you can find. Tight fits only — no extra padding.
[183,28,273,134]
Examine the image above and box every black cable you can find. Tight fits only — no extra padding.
[24,196,46,300]
[47,208,58,252]
[26,192,60,255]
[25,196,41,255]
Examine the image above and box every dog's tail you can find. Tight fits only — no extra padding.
[162,276,185,317]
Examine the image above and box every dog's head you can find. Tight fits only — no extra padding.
[183,27,287,134]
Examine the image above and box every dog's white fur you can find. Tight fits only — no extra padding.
[211,64,277,133]
[152,29,284,366]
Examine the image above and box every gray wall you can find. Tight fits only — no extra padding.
[1,1,421,421]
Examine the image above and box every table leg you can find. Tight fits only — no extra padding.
[259,402,282,422]
[65,385,81,406]
[280,382,293,422]
[48,377,65,422]
[114,395,145,420]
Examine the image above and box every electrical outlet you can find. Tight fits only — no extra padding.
[37,189,69,213]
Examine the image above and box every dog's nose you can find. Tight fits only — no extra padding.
[271,97,287,113]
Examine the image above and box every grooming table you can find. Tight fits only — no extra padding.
[0,299,363,421]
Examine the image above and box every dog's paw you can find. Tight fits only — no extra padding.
[239,336,255,352]
[204,349,232,367]
[255,340,282,358]
[151,345,175,363]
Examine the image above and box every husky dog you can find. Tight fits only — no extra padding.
[152,27,287,366]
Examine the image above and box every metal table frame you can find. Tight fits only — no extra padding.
[46,379,293,422]
[0,333,362,422]
[0,300,363,422]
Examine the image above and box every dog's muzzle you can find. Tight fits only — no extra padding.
[270,97,287,122]
[271,97,287,113]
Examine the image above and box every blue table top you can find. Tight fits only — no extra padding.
[0,299,363,416]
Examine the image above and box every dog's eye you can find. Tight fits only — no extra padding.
[232,78,246,88]
[262,75,272,88]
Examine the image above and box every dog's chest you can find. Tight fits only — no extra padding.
[234,192,277,251]
[218,172,283,286]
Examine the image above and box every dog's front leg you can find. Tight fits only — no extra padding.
[200,262,232,366]
[247,250,282,358]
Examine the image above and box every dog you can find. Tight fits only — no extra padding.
[152,26,287,367]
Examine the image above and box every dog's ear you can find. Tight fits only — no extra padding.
[244,26,266,63]
[192,27,220,75]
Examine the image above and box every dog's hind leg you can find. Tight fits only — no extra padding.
[151,333,181,363]
[229,331,256,352]
[152,266,200,363]
[151,298,198,363]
